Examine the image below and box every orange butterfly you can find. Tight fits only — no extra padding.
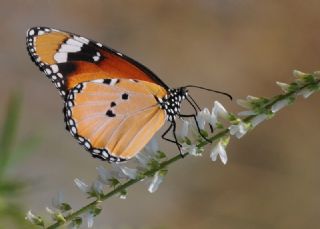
[26,27,231,162]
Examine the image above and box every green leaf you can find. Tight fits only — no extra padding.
[70,217,82,228]
[0,180,25,196]
[0,92,22,179]
[59,203,72,212]
[10,134,41,165]
[109,178,120,188]
[91,205,102,216]
[155,151,166,160]
[184,137,192,145]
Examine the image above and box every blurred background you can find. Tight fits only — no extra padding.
[1,0,320,228]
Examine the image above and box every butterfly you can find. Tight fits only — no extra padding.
[26,27,231,163]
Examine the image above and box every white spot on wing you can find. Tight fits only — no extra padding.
[71,127,77,134]
[54,53,68,63]
[92,79,104,83]
[66,38,84,47]
[84,142,90,149]
[28,29,35,36]
[44,68,52,75]
[59,44,82,53]
[93,55,100,62]
[51,64,59,73]
[102,151,109,158]
[73,35,89,44]
[110,79,118,86]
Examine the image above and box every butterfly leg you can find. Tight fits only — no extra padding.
[161,122,184,157]
[179,114,212,143]
[172,120,186,157]
[209,123,214,133]
[161,123,182,146]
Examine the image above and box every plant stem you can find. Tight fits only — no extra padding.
[46,77,320,229]
[46,152,184,229]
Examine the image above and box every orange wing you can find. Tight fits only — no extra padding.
[26,27,169,97]
[64,78,167,162]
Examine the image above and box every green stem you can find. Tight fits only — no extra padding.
[45,77,319,229]
[0,92,21,180]
[47,153,183,229]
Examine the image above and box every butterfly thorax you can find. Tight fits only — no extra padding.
[157,87,188,122]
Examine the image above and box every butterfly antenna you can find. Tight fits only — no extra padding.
[184,85,233,101]
[187,94,201,111]
[185,95,214,133]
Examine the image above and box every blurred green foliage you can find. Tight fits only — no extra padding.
[0,92,39,229]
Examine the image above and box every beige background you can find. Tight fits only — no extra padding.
[1,1,320,228]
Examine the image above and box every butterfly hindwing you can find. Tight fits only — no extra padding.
[26,27,169,98]
[64,78,167,162]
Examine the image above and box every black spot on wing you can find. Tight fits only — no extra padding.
[106,109,116,117]
[57,62,77,76]
[110,101,116,107]
[121,93,129,100]
[66,42,105,63]
[67,52,94,62]
[103,79,111,84]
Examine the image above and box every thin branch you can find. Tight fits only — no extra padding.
[45,75,320,229]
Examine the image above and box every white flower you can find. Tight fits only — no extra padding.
[110,164,128,179]
[136,137,160,165]
[135,152,151,167]
[293,70,307,78]
[145,137,159,155]
[188,119,202,139]
[25,210,37,222]
[212,101,228,120]
[86,212,94,228]
[25,211,43,226]
[68,220,82,229]
[181,143,201,157]
[229,121,249,139]
[148,171,164,193]
[210,137,229,164]
[298,88,315,98]
[92,180,104,195]
[276,81,290,93]
[74,178,90,193]
[237,96,259,109]
[237,110,256,116]
[177,119,189,141]
[118,165,138,180]
[271,99,290,113]
[119,193,127,199]
[46,207,66,222]
[196,108,210,129]
[75,178,104,197]
[136,137,159,166]
[250,114,268,128]
[97,166,112,185]
[46,207,55,215]
[52,192,64,209]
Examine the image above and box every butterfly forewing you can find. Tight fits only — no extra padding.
[26,27,169,97]
[65,78,167,162]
